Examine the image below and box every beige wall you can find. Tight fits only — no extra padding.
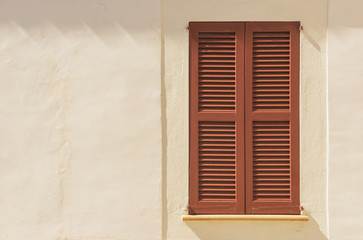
[0,0,162,239]
[0,0,345,239]
[328,0,363,239]
[162,0,328,239]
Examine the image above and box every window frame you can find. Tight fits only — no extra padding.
[188,21,301,215]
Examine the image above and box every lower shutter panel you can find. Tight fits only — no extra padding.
[198,121,237,201]
[189,22,245,214]
[245,22,300,214]
[253,121,291,201]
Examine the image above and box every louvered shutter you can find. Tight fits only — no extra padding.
[189,22,245,214]
[245,22,300,214]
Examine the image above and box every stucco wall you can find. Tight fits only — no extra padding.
[0,0,336,239]
[0,1,162,239]
[328,0,363,239]
[162,0,328,239]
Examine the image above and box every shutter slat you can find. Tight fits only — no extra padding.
[253,178,290,182]
[254,182,290,186]
[199,87,235,91]
[200,184,236,188]
[199,141,235,144]
[199,81,236,84]
[199,43,236,47]
[199,64,235,68]
[199,144,236,147]
[199,74,236,78]
[253,44,290,48]
[199,146,235,150]
[253,187,290,191]
[199,54,235,58]
[200,168,235,172]
[252,39,290,43]
[253,58,290,62]
[199,49,236,53]
[199,69,236,73]
[253,83,289,86]
[254,142,289,145]
[253,32,290,37]
[199,100,235,104]
[199,178,236,182]
[254,167,290,171]
[200,173,236,177]
[199,133,236,137]
[254,164,290,168]
[253,64,290,67]
[199,57,235,61]
[199,192,236,197]
[199,164,236,168]
[253,53,290,57]
[199,94,236,98]
[253,49,290,53]
[200,84,235,88]
[199,157,235,160]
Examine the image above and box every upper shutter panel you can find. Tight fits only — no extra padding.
[189,22,245,214]
[245,22,300,214]
[252,31,291,110]
[198,32,237,111]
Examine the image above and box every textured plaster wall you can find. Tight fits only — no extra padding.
[0,1,161,239]
[328,0,363,239]
[162,0,328,239]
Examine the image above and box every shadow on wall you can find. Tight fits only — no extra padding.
[0,0,159,46]
[184,215,327,240]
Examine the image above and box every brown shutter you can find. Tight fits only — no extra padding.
[245,22,300,214]
[189,22,245,214]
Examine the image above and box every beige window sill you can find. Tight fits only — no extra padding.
[182,214,309,221]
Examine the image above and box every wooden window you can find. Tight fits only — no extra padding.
[189,22,300,215]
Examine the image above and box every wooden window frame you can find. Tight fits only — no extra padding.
[189,21,300,215]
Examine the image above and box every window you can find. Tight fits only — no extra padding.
[189,22,300,214]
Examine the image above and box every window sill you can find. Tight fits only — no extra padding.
[182,214,309,221]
